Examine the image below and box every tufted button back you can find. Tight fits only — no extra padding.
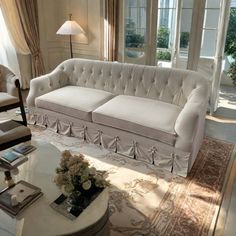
[56,59,209,107]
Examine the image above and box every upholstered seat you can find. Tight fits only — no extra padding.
[35,86,114,121]
[0,93,19,107]
[93,95,181,145]
[0,65,30,151]
[0,64,27,126]
[0,120,31,150]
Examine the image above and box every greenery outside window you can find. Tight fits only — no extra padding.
[156,0,177,63]
[125,0,146,59]
[225,8,236,85]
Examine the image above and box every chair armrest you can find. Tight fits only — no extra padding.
[0,65,19,97]
[26,69,69,107]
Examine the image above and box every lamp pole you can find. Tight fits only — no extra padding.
[69,14,73,58]
[69,34,73,58]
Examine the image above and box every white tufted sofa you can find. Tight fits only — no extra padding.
[27,59,209,177]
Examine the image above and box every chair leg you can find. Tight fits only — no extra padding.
[20,101,27,126]
[16,80,27,126]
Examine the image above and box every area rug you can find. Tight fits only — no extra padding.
[29,125,236,236]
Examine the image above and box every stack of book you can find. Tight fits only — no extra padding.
[0,144,36,169]
[0,181,43,216]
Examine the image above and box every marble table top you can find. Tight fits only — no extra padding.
[0,139,109,236]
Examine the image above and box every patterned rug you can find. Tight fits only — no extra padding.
[29,125,236,236]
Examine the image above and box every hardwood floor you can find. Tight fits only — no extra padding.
[205,85,236,236]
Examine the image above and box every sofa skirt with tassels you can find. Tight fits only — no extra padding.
[28,107,191,177]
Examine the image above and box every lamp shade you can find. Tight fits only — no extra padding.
[56,20,85,35]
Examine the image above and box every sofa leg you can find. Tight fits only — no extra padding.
[171,153,175,173]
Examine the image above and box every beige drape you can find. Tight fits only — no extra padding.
[0,0,30,55]
[105,0,119,61]
[16,0,45,77]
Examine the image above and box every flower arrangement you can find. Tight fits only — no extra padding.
[54,150,109,196]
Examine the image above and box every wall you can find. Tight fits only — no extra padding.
[38,0,103,72]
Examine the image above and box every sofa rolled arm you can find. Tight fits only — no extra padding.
[175,102,202,141]
[26,69,69,107]
[174,86,209,144]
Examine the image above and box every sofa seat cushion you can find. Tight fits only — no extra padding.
[35,86,114,121]
[92,95,182,145]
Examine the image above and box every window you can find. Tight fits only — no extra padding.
[179,0,193,57]
[200,0,221,57]
[121,0,229,76]
[173,0,194,69]
[223,2,236,83]
[124,0,178,66]
[124,0,147,62]
[156,0,177,67]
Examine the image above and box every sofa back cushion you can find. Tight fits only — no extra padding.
[57,59,209,107]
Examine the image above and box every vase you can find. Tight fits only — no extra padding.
[69,186,103,206]
[69,191,84,206]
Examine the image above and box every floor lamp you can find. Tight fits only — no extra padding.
[56,14,85,58]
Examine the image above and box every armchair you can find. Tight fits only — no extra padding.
[0,64,27,126]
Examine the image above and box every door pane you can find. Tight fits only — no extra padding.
[183,0,194,8]
[175,0,193,69]
[204,9,220,29]
[198,0,220,78]
[201,30,217,57]
[157,0,177,67]
[200,1,220,58]
[124,0,147,64]
[180,8,192,50]
[206,0,221,8]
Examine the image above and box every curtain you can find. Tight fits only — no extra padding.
[104,0,119,61]
[0,8,21,79]
[16,0,45,77]
[0,0,30,55]
[0,0,31,89]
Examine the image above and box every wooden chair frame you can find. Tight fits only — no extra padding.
[0,79,27,126]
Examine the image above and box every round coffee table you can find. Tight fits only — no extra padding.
[0,140,109,236]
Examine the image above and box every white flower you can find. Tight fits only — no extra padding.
[89,167,96,175]
[80,175,88,183]
[55,150,109,194]
[82,180,92,190]
[64,183,74,193]
[62,150,71,158]
[54,173,67,186]
[81,168,89,178]
[69,164,81,176]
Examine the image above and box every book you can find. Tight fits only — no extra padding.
[0,151,28,168]
[0,181,43,216]
[13,144,36,155]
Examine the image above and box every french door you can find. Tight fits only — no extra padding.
[121,0,178,66]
